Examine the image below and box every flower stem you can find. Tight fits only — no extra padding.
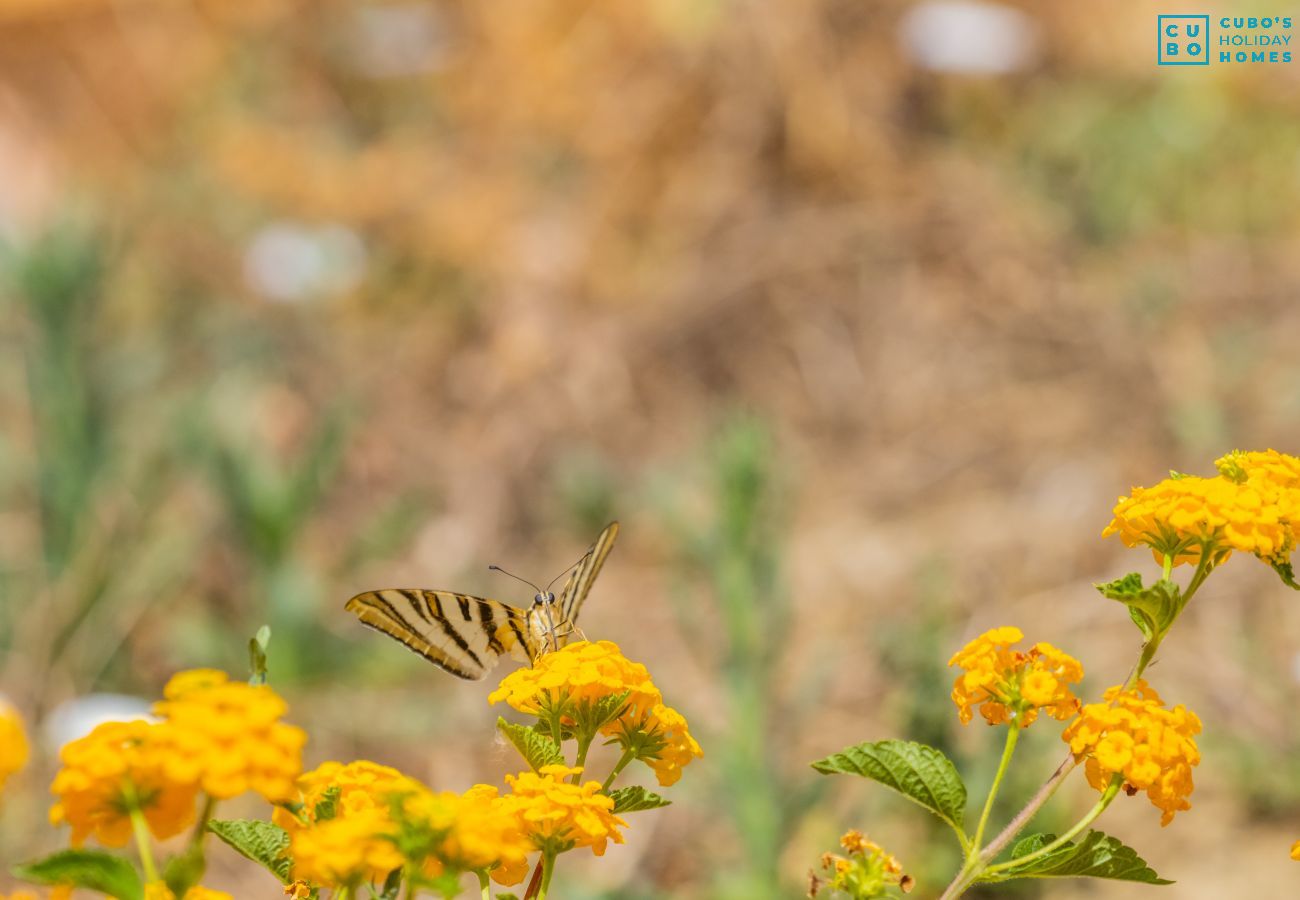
[971,721,1020,851]
[536,851,557,900]
[571,734,593,784]
[601,748,636,791]
[938,752,1077,900]
[982,774,1123,876]
[190,794,216,843]
[478,870,491,900]
[122,782,159,883]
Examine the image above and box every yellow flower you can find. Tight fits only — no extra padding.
[284,882,313,899]
[399,783,534,886]
[489,640,661,725]
[501,765,627,857]
[0,698,29,792]
[603,702,703,787]
[152,669,306,802]
[1062,680,1202,825]
[810,831,913,897]
[144,884,234,900]
[948,627,1082,728]
[1216,449,1300,491]
[1291,840,1300,861]
[289,806,405,888]
[278,760,532,889]
[50,719,198,847]
[274,759,420,833]
[1104,452,1300,569]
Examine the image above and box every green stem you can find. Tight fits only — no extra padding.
[478,870,491,900]
[601,748,636,791]
[336,887,353,900]
[971,720,1021,851]
[983,774,1123,876]
[938,753,1077,900]
[190,794,216,844]
[122,783,159,883]
[536,851,557,900]
[571,734,593,784]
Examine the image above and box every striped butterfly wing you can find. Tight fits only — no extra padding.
[558,521,620,624]
[345,589,538,680]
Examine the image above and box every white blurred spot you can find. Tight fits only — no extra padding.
[899,1,1039,74]
[344,4,446,78]
[44,694,154,751]
[243,222,367,303]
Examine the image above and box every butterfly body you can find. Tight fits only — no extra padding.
[345,522,618,680]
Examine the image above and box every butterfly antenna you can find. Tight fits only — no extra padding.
[488,565,543,594]
[543,556,584,594]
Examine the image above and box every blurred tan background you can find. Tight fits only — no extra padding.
[1,0,1299,896]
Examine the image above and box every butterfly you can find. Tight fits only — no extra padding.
[344,522,619,680]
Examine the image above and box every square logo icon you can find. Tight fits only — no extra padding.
[1158,15,1211,65]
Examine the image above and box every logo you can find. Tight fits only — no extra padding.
[1156,15,1293,65]
[1158,15,1209,65]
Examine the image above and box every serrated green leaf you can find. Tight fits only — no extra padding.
[499,718,564,771]
[584,690,631,731]
[313,785,341,822]
[982,830,1172,884]
[12,849,143,899]
[1272,558,1299,590]
[208,819,292,884]
[811,740,966,837]
[609,786,672,813]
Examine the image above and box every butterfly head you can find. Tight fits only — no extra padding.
[531,591,557,610]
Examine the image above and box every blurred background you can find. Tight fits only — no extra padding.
[1,0,1299,896]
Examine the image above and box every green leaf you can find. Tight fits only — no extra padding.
[313,785,341,822]
[249,625,271,685]
[498,717,564,771]
[12,849,143,899]
[1271,558,1299,590]
[811,740,966,836]
[982,830,1172,884]
[609,785,672,813]
[497,894,521,900]
[162,842,206,897]
[1096,573,1181,639]
[379,867,403,899]
[208,819,292,884]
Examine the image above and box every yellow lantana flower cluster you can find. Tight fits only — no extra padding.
[948,627,1082,728]
[809,830,913,898]
[617,703,704,787]
[501,764,627,857]
[48,669,305,850]
[489,640,660,720]
[277,759,536,890]
[491,640,702,786]
[0,699,29,793]
[1103,448,1300,569]
[49,719,199,847]
[401,784,534,886]
[289,806,405,888]
[275,760,418,887]
[153,669,306,802]
[1062,680,1202,826]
